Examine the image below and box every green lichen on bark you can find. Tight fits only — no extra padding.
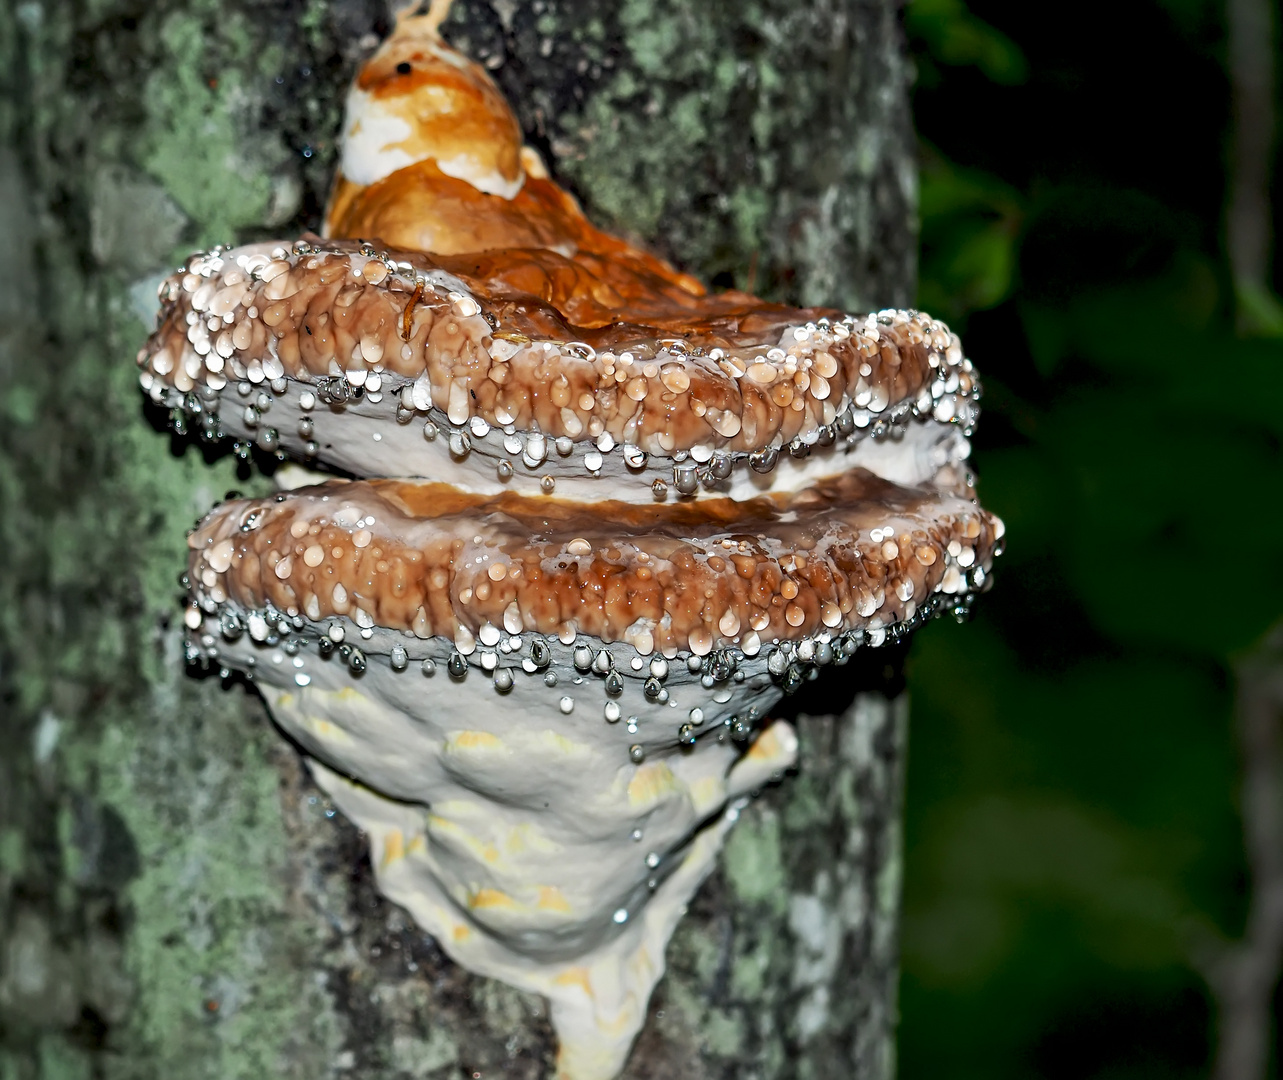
[0,1,915,1077]
[620,676,908,1080]
[445,0,916,310]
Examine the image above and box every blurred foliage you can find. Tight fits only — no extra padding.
[899,0,1283,1075]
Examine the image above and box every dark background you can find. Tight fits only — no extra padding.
[899,0,1283,1075]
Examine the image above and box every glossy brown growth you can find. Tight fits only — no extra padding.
[189,470,1001,658]
[145,242,971,455]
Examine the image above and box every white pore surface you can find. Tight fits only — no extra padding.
[215,376,971,501]
[207,615,795,1079]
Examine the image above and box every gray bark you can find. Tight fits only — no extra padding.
[1205,627,1283,1080]
[0,1,916,1077]
[1226,0,1275,304]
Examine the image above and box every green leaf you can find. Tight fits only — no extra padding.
[905,0,1029,85]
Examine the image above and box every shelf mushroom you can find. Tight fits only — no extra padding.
[147,6,1003,1079]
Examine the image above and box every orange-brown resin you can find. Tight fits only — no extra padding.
[327,162,708,324]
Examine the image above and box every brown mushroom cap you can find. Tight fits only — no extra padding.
[187,467,1000,658]
[140,240,978,495]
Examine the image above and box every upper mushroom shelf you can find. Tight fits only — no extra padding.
[136,7,978,506]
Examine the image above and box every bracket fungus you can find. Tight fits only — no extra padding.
[144,6,1002,1078]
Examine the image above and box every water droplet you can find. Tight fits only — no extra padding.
[629,744,645,764]
[390,644,408,671]
[494,668,514,692]
[421,658,437,676]
[673,463,699,495]
[559,696,574,714]
[604,702,621,722]
[447,652,467,678]
[749,445,778,473]
[612,908,629,924]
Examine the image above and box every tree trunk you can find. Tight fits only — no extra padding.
[0,2,916,1077]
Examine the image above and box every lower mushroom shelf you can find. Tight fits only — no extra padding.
[200,616,797,1079]
[180,471,998,1075]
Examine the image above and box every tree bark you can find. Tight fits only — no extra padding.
[0,1,916,1077]
[1226,0,1276,319]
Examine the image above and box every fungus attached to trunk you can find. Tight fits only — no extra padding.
[145,7,1002,1078]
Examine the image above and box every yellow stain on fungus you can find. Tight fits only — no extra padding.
[747,723,791,764]
[553,966,593,993]
[688,775,725,816]
[301,716,354,744]
[539,730,590,757]
[427,812,499,863]
[447,730,505,752]
[381,829,405,868]
[627,762,681,808]
[505,822,562,857]
[470,887,517,910]
[599,1001,640,1038]
[537,885,572,913]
